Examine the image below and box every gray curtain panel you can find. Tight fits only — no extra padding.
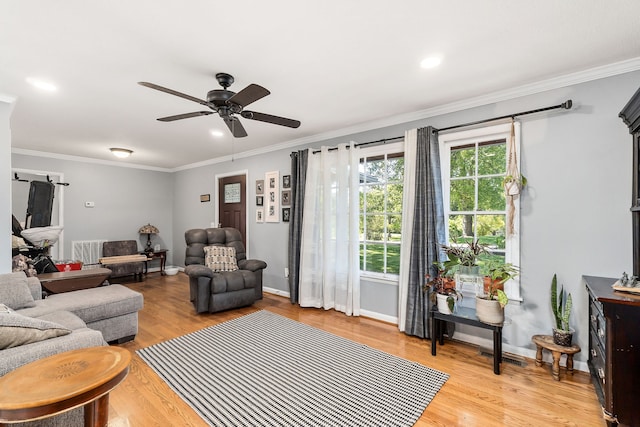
[288,149,308,303]
[404,127,446,338]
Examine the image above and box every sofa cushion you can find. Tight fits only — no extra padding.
[204,246,239,272]
[0,272,36,309]
[17,284,143,324]
[0,304,71,350]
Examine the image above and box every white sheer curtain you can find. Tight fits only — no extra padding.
[397,129,417,331]
[299,143,360,316]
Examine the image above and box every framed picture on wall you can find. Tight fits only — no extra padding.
[256,208,264,223]
[265,171,280,222]
[256,195,264,206]
[281,190,291,206]
[282,208,291,222]
[282,175,291,189]
[256,180,264,195]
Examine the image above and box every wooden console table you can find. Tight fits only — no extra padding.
[142,249,168,275]
[37,268,112,294]
[0,346,130,426]
[431,306,503,375]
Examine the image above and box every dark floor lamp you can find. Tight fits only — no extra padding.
[138,223,159,254]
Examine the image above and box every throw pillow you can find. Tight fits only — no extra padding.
[0,272,36,310]
[0,304,71,350]
[204,246,239,272]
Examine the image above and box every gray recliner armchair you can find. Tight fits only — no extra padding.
[184,228,267,313]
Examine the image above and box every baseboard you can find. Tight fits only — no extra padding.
[264,287,290,298]
[451,331,589,373]
[359,309,398,325]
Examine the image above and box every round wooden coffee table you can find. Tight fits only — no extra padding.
[0,346,130,426]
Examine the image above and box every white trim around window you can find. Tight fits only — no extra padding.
[438,122,522,302]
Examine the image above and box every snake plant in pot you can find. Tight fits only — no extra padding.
[551,274,573,346]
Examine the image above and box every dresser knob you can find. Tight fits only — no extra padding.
[598,328,604,338]
[591,348,597,358]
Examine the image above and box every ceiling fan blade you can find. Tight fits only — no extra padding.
[138,82,211,106]
[227,84,270,107]
[241,111,301,128]
[223,116,248,138]
[157,111,213,122]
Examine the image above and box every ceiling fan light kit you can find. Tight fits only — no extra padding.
[138,72,301,138]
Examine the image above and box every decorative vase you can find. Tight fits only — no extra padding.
[459,265,481,276]
[552,328,575,346]
[436,293,454,315]
[475,296,504,324]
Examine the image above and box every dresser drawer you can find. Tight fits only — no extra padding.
[589,329,606,387]
[589,300,606,350]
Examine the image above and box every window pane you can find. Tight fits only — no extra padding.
[365,215,385,241]
[363,242,384,273]
[477,177,505,211]
[365,159,386,182]
[477,214,506,250]
[359,243,366,270]
[448,214,474,241]
[386,244,401,274]
[478,142,506,175]
[450,178,475,211]
[450,146,475,177]
[387,183,403,213]
[387,157,404,181]
[365,184,385,213]
[388,214,402,241]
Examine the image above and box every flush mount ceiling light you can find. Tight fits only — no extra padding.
[25,77,58,92]
[110,148,133,158]
[420,55,443,69]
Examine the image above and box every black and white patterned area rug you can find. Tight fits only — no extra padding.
[137,310,448,427]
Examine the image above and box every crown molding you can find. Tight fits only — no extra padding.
[11,148,172,172]
[15,57,640,173]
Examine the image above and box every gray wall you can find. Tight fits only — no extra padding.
[10,155,175,264]
[9,70,640,367]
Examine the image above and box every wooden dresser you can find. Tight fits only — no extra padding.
[584,276,640,427]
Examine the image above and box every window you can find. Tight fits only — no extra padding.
[359,142,404,278]
[439,123,521,300]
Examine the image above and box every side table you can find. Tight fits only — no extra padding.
[431,306,503,375]
[142,249,168,275]
[0,346,130,426]
[532,334,581,381]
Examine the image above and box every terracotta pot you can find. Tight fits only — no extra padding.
[442,278,456,291]
[483,277,505,294]
[475,296,504,324]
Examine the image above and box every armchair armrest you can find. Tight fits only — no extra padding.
[238,259,267,272]
[185,264,215,278]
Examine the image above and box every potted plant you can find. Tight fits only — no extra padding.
[551,274,573,346]
[441,240,487,276]
[480,255,519,294]
[475,257,515,324]
[424,264,462,315]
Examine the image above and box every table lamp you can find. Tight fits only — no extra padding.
[138,223,159,254]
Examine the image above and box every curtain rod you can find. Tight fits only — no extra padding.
[295,99,573,156]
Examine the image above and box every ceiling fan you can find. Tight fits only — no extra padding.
[138,73,301,138]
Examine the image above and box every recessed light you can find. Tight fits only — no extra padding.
[420,56,442,69]
[210,129,225,138]
[26,77,58,92]
[110,148,133,158]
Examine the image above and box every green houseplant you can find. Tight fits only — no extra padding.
[424,264,462,315]
[441,240,487,275]
[550,273,573,346]
[475,256,517,324]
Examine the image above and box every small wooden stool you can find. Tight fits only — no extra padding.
[532,334,581,381]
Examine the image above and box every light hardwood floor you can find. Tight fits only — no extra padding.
[108,273,605,426]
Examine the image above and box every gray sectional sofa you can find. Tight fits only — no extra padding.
[0,271,143,377]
